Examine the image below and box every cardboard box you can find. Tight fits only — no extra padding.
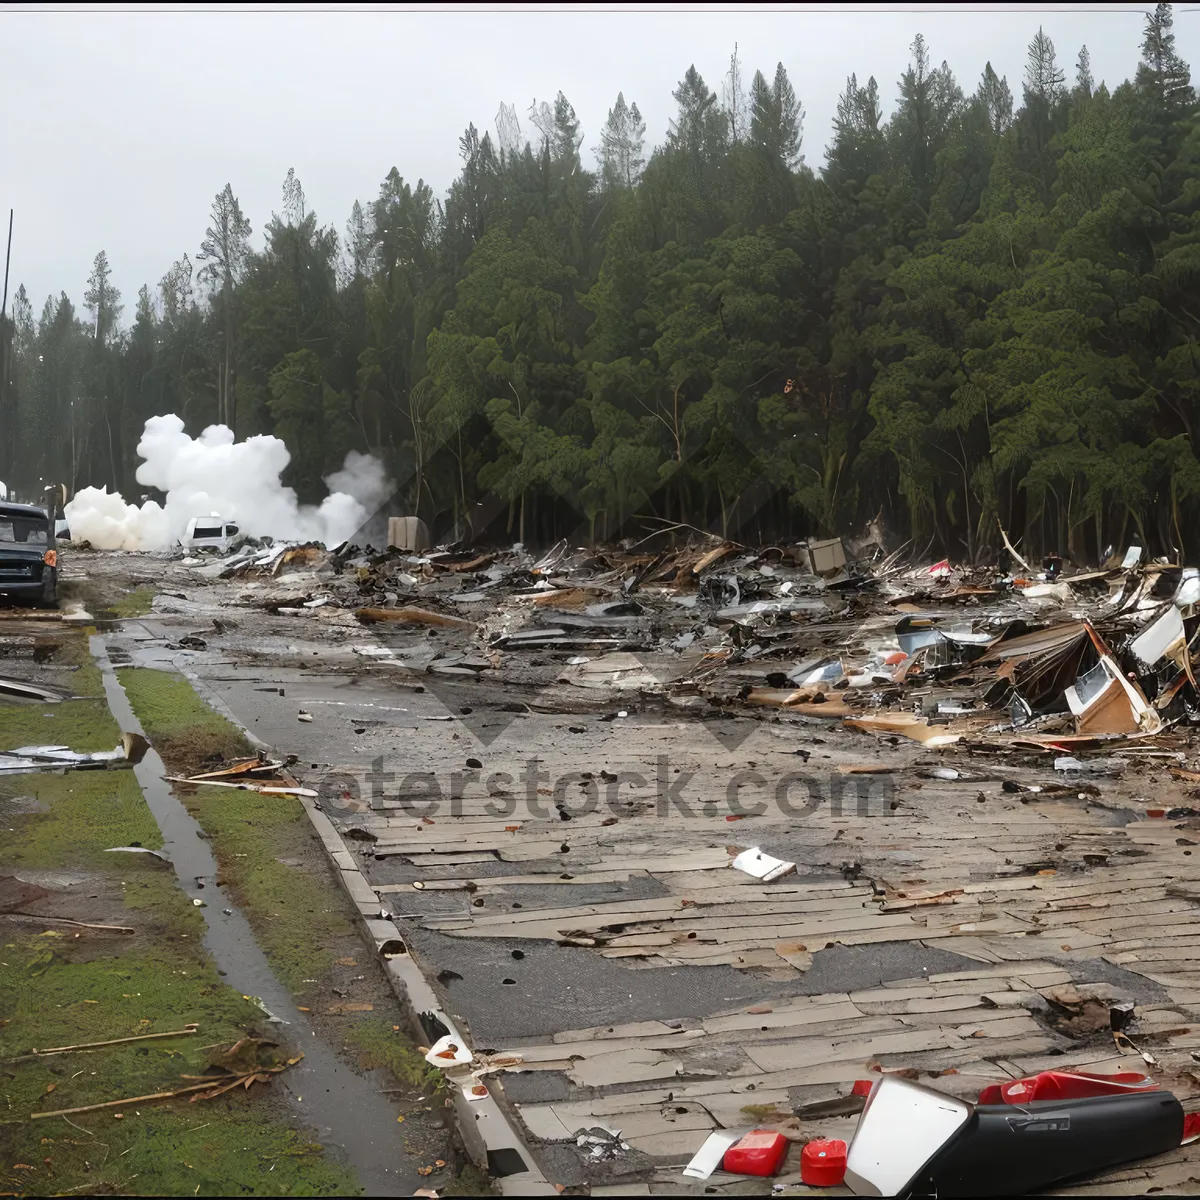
[387,516,431,552]
[808,537,846,575]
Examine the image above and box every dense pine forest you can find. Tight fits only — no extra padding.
[4,7,1200,561]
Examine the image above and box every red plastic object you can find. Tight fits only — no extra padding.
[1184,1112,1200,1143]
[801,1138,847,1187]
[977,1070,1158,1106]
[722,1128,789,1176]
[851,1079,873,1097]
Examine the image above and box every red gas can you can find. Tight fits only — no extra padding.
[801,1138,847,1187]
[722,1128,789,1176]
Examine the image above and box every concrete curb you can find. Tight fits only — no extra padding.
[177,664,555,1197]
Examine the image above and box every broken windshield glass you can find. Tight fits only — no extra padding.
[0,519,48,545]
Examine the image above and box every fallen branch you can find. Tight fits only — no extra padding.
[7,1024,199,1062]
[33,1078,237,1118]
[31,1054,300,1118]
[996,517,1033,572]
[354,605,474,630]
[5,913,135,934]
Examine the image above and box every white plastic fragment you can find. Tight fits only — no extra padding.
[424,1034,473,1069]
[105,846,170,861]
[731,847,796,882]
[683,1129,741,1180]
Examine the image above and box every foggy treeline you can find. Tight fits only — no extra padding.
[4,5,1200,560]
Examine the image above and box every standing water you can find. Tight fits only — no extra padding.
[91,635,419,1195]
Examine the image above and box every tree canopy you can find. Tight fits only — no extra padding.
[3,7,1199,563]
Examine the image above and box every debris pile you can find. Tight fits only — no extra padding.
[166,753,316,798]
[170,529,1200,760]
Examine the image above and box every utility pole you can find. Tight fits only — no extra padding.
[0,209,13,486]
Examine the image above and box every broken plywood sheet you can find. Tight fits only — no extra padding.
[567,1049,702,1088]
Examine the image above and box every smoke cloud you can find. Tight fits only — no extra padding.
[65,414,394,551]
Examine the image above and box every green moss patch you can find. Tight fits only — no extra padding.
[109,585,156,619]
[344,1017,442,1093]
[112,668,249,775]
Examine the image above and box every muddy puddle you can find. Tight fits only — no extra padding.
[90,634,419,1196]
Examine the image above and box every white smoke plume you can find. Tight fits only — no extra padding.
[65,414,394,551]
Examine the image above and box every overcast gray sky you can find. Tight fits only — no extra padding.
[3,3,1194,318]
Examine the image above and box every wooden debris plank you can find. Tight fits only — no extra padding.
[856,994,991,1016]
[944,1013,1044,1039]
[841,918,1034,945]
[549,1019,695,1044]
[702,1000,864,1034]
[859,971,1071,1001]
[598,895,884,923]
[374,833,557,851]
[499,842,607,862]
[430,908,928,943]
[666,1049,987,1097]
[1062,905,1200,932]
[568,1051,714,1088]
[625,1128,725,1156]
[501,1032,705,1062]
[385,850,497,865]
[586,1107,717,1141]
[700,1014,903,1043]
[656,876,865,898]
[1104,926,1200,950]
[1106,946,1200,964]
[382,817,537,830]
[475,870,644,889]
[515,1105,582,1141]
[743,1028,959,1072]
[1039,885,1169,907]
[423,896,691,929]
[575,850,737,872]
[918,962,1066,986]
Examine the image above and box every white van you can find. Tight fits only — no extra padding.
[182,515,241,553]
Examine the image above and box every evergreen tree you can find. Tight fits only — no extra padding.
[1076,45,1094,99]
[197,184,252,429]
[598,93,647,190]
[12,26,1200,560]
[978,63,1014,135]
[83,251,122,344]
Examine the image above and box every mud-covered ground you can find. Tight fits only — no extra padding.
[0,560,475,1197]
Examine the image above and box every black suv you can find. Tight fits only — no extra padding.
[0,503,58,607]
